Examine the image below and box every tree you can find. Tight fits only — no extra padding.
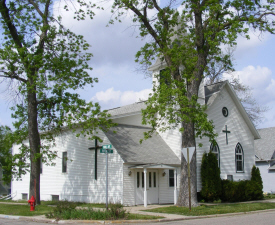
[0,0,113,204]
[102,0,275,207]
[200,151,221,202]
[0,125,13,184]
[205,47,268,127]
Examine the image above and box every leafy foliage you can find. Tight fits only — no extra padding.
[77,0,275,206]
[200,151,221,202]
[110,0,275,206]
[221,166,263,202]
[45,201,128,220]
[0,0,114,203]
[0,125,13,184]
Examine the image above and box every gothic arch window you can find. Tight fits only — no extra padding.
[235,143,244,172]
[210,143,220,167]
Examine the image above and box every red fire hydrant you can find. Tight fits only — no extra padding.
[28,196,36,211]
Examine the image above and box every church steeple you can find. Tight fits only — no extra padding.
[148,59,205,105]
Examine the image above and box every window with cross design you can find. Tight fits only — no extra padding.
[235,143,244,173]
[210,143,220,167]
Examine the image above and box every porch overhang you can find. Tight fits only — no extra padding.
[128,163,178,169]
[128,164,178,207]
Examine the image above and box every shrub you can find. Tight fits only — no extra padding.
[108,202,127,219]
[251,165,264,200]
[45,200,78,220]
[45,201,129,220]
[200,151,221,202]
[221,166,264,202]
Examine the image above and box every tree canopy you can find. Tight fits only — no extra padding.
[0,0,114,204]
[104,0,275,206]
[0,125,13,184]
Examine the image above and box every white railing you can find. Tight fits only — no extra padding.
[0,191,17,200]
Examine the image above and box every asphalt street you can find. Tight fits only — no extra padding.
[0,211,275,225]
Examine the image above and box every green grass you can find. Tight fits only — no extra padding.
[144,203,275,216]
[39,200,105,208]
[0,200,105,208]
[0,199,27,203]
[0,204,51,216]
[0,203,161,220]
[264,193,275,199]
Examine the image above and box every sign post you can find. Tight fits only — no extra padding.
[181,147,195,211]
[100,144,113,210]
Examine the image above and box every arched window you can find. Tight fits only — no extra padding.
[210,143,220,167]
[235,143,244,172]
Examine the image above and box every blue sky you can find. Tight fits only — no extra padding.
[0,0,275,130]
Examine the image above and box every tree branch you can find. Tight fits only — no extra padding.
[126,1,162,48]
[0,72,27,83]
[0,0,23,49]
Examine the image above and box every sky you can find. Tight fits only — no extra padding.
[0,0,275,130]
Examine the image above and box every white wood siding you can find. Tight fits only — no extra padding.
[122,164,135,206]
[256,161,275,193]
[12,129,124,203]
[158,125,182,159]
[196,86,255,191]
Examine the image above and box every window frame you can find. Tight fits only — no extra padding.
[169,169,177,187]
[210,143,220,168]
[235,143,244,173]
[62,152,67,173]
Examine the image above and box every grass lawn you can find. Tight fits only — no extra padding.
[0,203,162,220]
[264,194,275,199]
[144,203,275,216]
[0,204,51,216]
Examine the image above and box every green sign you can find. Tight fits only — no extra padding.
[100,149,113,154]
[102,144,112,149]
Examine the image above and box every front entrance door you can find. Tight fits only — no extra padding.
[135,170,158,205]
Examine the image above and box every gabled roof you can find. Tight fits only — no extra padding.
[108,101,146,118]
[205,81,260,140]
[255,127,275,161]
[104,124,180,165]
[204,81,225,105]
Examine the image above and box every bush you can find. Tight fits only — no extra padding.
[220,166,264,202]
[200,151,221,202]
[45,201,129,220]
[108,202,127,219]
[251,165,264,200]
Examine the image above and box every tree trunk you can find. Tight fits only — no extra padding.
[177,120,198,207]
[177,75,202,207]
[27,90,41,204]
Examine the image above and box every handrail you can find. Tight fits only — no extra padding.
[0,191,17,200]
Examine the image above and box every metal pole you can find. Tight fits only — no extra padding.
[187,147,191,211]
[106,152,108,210]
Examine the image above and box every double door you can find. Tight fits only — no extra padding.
[135,170,158,205]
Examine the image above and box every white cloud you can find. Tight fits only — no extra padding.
[53,0,148,67]
[91,87,152,109]
[224,65,275,105]
[223,65,275,128]
[225,66,272,90]
[234,31,271,59]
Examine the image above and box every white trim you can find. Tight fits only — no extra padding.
[144,168,147,207]
[174,169,177,205]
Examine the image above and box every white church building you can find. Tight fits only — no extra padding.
[11,61,260,206]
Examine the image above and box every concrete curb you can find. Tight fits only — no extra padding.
[0,214,20,220]
[1,208,275,224]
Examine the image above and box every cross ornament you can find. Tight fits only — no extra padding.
[88,139,102,180]
[222,125,231,145]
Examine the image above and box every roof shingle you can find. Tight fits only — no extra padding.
[104,124,180,165]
